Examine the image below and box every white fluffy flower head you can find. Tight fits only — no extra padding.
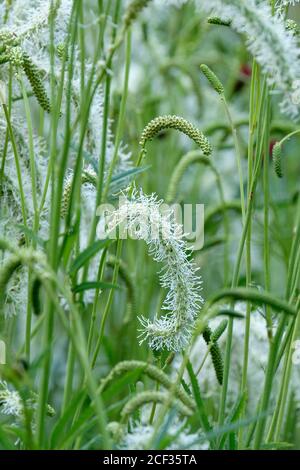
[0,381,23,418]
[107,189,203,352]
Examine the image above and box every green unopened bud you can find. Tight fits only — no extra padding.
[57,43,69,61]
[272,142,283,178]
[200,64,224,95]
[123,0,151,28]
[140,115,212,156]
[22,53,51,113]
[207,16,231,27]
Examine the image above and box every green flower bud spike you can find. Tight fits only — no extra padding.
[139,115,212,158]
[200,64,224,95]
[21,53,51,113]
[202,324,225,385]
[272,129,300,178]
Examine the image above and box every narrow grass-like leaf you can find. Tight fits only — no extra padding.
[71,281,119,294]
[69,239,113,276]
[186,361,211,434]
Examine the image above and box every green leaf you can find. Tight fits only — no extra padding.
[69,238,113,276]
[50,389,86,449]
[108,166,151,197]
[72,281,119,293]
[186,361,211,434]
[209,287,297,316]
[260,442,294,450]
[102,369,145,401]
[217,309,245,319]
[219,392,247,449]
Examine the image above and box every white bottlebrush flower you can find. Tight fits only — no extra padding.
[106,189,203,351]
[198,0,300,119]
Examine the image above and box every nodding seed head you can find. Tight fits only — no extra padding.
[139,115,212,156]
[61,168,97,218]
[200,64,224,95]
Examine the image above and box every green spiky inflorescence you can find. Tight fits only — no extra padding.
[57,43,69,61]
[123,0,152,28]
[61,168,97,218]
[207,16,231,27]
[140,115,212,156]
[200,64,224,95]
[211,319,228,342]
[7,46,24,67]
[31,278,42,316]
[0,32,51,113]
[0,255,21,314]
[21,53,51,113]
[272,142,283,178]
[202,324,225,385]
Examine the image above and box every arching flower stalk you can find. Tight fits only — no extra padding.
[106,188,203,351]
[198,0,300,119]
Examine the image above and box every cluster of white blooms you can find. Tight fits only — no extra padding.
[0,381,23,418]
[0,380,55,442]
[197,0,300,119]
[0,0,133,315]
[119,417,208,450]
[120,422,208,450]
[106,189,203,351]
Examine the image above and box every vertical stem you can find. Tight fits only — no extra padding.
[2,104,28,233]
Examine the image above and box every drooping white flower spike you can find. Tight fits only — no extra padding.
[106,188,203,352]
[198,0,300,119]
